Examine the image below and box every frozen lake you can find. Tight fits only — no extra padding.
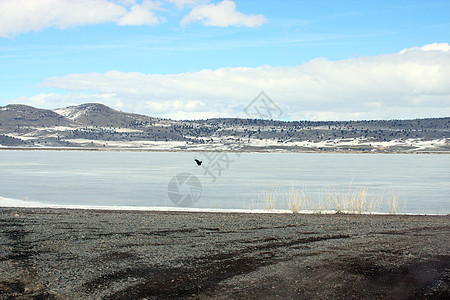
[0,150,449,214]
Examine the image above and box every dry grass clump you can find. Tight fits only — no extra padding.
[329,184,382,214]
[256,184,399,214]
[388,190,399,214]
[258,186,307,213]
[286,186,305,214]
[258,189,278,211]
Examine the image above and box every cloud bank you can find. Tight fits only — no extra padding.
[0,0,266,37]
[16,43,450,120]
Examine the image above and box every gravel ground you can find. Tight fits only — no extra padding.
[0,208,449,299]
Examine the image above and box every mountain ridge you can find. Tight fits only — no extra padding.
[53,103,159,128]
[0,103,448,152]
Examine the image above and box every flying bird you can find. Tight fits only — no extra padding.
[194,159,202,166]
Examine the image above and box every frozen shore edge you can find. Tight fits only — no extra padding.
[1,197,445,216]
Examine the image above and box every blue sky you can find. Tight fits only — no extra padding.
[1,0,449,120]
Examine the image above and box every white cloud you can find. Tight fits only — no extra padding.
[162,110,226,120]
[181,0,267,27]
[14,93,124,111]
[0,0,163,37]
[117,0,163,25]
[400,42,450,54]
[19,43,450,120]
[145,99,206,112]
[0,0,267,37]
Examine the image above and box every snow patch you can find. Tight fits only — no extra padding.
[0,196,293,213]
[1,196,439,215]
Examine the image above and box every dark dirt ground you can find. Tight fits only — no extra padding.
[0,208,449,299]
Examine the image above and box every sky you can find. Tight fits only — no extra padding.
[0,0,449,121]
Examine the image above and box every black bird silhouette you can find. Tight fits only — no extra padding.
[194,159,202,166]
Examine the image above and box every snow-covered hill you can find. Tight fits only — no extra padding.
[1,103,449,152]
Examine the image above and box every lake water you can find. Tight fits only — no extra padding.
[0,151,449,214]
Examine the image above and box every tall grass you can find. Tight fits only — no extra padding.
[388,190,399,214]
[258,189,278,211]
[256,185,399,214]
[286,186,304,214]
[329,184,380,214]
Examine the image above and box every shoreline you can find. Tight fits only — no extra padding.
[1,197,447,216]
[0,205,447,217]
[1,205,449,217]
[1,207,448,299]
[1,146,449,154]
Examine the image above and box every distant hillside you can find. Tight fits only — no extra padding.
[0,104,75,128]
[54,103,158,128]
[0,103,448,152]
